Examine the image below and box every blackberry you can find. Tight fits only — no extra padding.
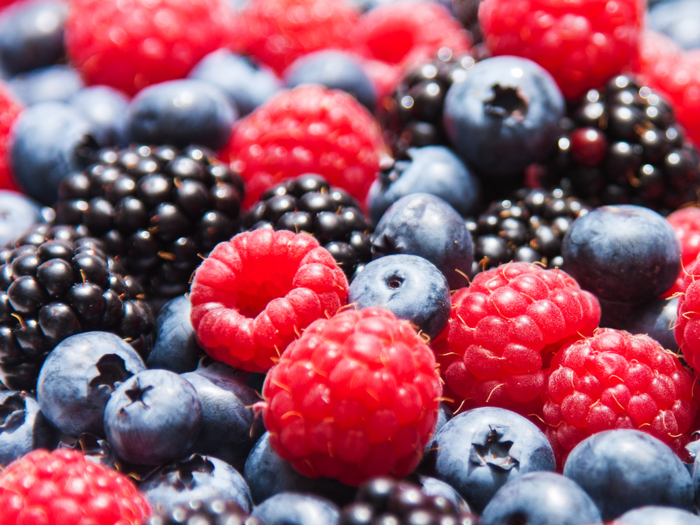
[148,500,256,525]
[540,75,700,215]
[341,477,476,525]
[0,224,153,391]
[467,188,590,275]
[55,144,245,303]
[243,174,373,279]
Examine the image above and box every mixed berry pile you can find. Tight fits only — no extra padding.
[3,0,700,524]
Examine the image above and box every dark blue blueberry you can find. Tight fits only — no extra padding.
[188,50,281,116]
[371,193,473,289]
[426,407,556,513]
[599,296,679,352]
[563,429,693,521]
[562,205,681,304]
[349,254,451,339]
[417,475,471,514]
[284,50,376,111]
[68,86,130,146]
[0,0,67,75]
[612,507,700,525]
[8,64,84,105]
[244,432,357,506]
[251,493,340,525]
[0,190,47,246]
[444,56,564,176]
[147,295,202,374]
[103,369,202,465]
[36,331,146,436]
[367,146,482,224]
[481,471,602,525]
[0,390,58,466]
[140,454,253,514]
[649,0,700,50]
[182,361,264,472]
[127,79,237,150]
[10,101,97,205]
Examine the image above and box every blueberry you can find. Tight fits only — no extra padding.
[349,254,451,339]
[563,429,693,521]
[250,493,340,525]
[147,295,202,374]
[612,507,700,525]
[188,49,281,116]
[37,331,146,436]
[0,190,48,246]
[444,56,564,176]
[140,454,253,514]
[8,64,84,105]
[127,79,237,150]
[103,369,202,465]
[0,390,58,466]
[426,407,556,513]
[0,0,67,75]
[416,475,471,514]
[649,0,700,50]
[244,432,357,506]
[284,50,376,111]
[367,146,482,224]
[481,471,602,525]
[10,102,97,205]
[182,361,264,472]
[371,193,474,289]
[562,205,681,304]
[68,86,130,146]
[599,296,679,352]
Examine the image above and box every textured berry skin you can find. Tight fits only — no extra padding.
[190,229,349,373]
[431,262,601,415]
[0,448,151,525]
[544,329,698,466]
[0,82,20,192]
[262,307,442,486]
[666,207,700,295]
[479,0,645,100]
[236,0,359,75]
[674,257,700,374]
[220,86,386,208]
[64,0,233,96]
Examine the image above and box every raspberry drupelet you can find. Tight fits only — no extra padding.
[0,82,21,192]
[675,256,700,373]
[190,228,349,373]
[262,307,442,487]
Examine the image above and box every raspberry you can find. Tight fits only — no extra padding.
[236,0,359,75]
[665,207,700,295]
[64,0,233,96]
[190,228,349,372]
[543,328,698,466]
[431,262,600,415]
[674,257,700,373]
[479,0,645,100]
[0,82,21,192]
[220,85,387,209]
[262,307,442,486]
[0,448,151,525]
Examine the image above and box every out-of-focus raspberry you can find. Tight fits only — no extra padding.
[665,207,700,296]
[0,82,21,192]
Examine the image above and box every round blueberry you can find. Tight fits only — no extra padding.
[68,86,130,146]
[8,64,84,106]
[0,391,58,466]
[251,493,341,525]
[649,0,700,50]
[612,506,700,525]
[147,295,202,374]
[0,191,47,246]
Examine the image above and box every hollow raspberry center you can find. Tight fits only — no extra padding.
[232,255,299,318]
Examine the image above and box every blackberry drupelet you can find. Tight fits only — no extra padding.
[148,499,256,525]
[55,144,244,303]
[540,75,700,214]
[467,188,590,275]
[243,174,373,279]
[341,477,476,525]
[0,224,153,391]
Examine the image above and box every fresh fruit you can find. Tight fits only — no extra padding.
[190,228,349,372]
[600,296,679,353]
[147,499,253,525]
[613,507,700,525]
[649,0,700,50]
[147,295,202,374]
[0,391,58,467]
[261,307,442,486]
[0,190,45,246]
[667,206,700,295]
[8,64,84,105]
[251,493,340,525]
[68,86,130,147]
[0,82,21,192]
[673,256,700,373]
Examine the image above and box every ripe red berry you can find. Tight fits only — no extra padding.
[65,0,234,96]
[0,82,21,192]
[190,229,349,372]
[479,0,645,100]
[674,257,700,374]
[262,307,442,486]
[220,85,387,208]
[431,262,600,415]
[665,207,700,296]
[0,448,151,525]
[543,328,698,466]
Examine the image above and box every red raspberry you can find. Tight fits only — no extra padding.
[543,328,698,466]
[431,263,600,415]
[237,0,359,75]
[0,448,151,525]
[674,257,700,373]
[220,85,387,208]
[664,207,700,296]
[190,229,349,373]
[479,0,645,100]
[64,0,234,96]
[0,82,21,192]
[262,307,442,486]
